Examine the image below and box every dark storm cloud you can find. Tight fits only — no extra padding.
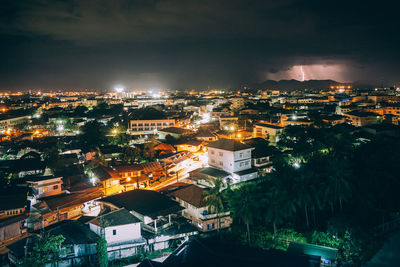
[0,0,399,90]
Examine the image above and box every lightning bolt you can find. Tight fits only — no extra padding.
[300,65,305,81]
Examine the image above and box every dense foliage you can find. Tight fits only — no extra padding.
[226,125,400,265]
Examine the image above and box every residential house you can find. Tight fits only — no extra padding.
[24,176,63,204]
[176,140,205,153]
[99,190,196,252]
[195,130,218,142]
[88,208,147,260]
[114,161,164,190]
[92,165,123,195]
[8,220,99,266]
[243,138,279,175]
[206,138,258,184]
[29,190,103,230]
[168,184,232,232]
[253,123,284,144]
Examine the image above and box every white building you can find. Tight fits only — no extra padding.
[207,138,258,183]
[89,208,146,260]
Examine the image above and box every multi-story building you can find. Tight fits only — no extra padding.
[129,119,175,135]
[0,115,29,131]
[230,98,245,110]
[169,184,232,232]
[207,138,258,183]
[344,111,379,126]
[253,123,284,144]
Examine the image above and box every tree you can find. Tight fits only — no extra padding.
[24,234,65,266]
[74,105,88,116]
[165,134,177,145]
[122,146,142,164]
[96,236,108,267]
[203,178,225,233]
[80,121,108,149]
[43,146,59,168]
[143,135,158,160]
[229,183,258,245]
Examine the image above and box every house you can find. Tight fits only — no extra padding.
[28,190,103,230]
[0,214,28,242]
[88,208,147,260]
[0,158,46,178]
[0,188,28,221]
[8,220,99,266]
[243,138,279,175]
[92,165,123,195]
[157,127,193,140]
[154,143,176,156]
[344,111,380,126]
[168,184,232,232]
[99,190,196,254]
[113,161,164,189]
[195,130,218,142]
[176,139,205,153]
[206,138,258,184]
[158,151,199,179]
[24,175,63,204]
[253,123,284,144]
[100,189,184,234]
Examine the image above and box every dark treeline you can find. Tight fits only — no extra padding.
[224,125,400,265]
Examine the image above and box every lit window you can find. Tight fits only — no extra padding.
[218,152,223,156]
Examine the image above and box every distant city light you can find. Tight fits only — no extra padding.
[115,86,124,93]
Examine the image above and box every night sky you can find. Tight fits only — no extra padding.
[0,0,399,90]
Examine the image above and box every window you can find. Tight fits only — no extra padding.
[219,161,223,166]
[240,162,244,167]
[113,229,117,235]
[53,185,58,190]
[157,122,162,126]
[211,150,215,155]
[207,223,214,230]
[42,187,48,192]
[239,152,243,158]
[211,159,215,164]
[218,152,223,156]
[245,161,249,166]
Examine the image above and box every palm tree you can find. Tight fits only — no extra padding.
[295,173,314,229]
[325,157,352,213]
[203,178,225,233]
[229,183,258,245]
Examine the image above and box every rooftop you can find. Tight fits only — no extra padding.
[207,138,251,151]
[89,208,141,227]
[169,184,207,208]
[100,189,183,219]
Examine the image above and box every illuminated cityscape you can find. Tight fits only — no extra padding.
[0,1,400,267]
